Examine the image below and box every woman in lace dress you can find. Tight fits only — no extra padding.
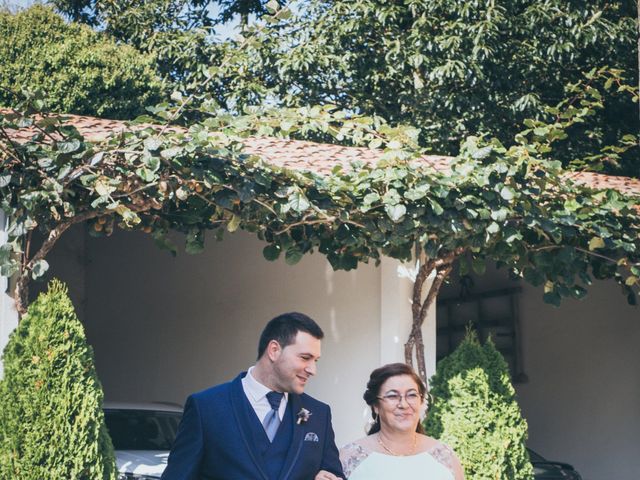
[338,363,464,480]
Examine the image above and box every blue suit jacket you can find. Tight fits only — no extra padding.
[161,373,344,480]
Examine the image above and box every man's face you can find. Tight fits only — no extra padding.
[271,331,322,394]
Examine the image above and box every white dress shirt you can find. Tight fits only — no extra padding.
[241,366,288,423]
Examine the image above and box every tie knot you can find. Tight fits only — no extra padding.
[266,391,284,410]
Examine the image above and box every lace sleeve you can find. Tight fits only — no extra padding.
[339,442,370,478]
[428,442,457,474]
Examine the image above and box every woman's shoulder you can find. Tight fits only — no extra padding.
[340,437,373,458]
[419,436,464,479]
[339,437,374,478]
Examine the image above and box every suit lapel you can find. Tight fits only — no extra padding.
[229,373,270,480]
[278,393,305,480]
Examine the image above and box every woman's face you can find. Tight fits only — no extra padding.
[374,374,423,434]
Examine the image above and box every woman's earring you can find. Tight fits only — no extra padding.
[372,410,379,422]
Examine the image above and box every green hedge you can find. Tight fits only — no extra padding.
[0,280,116,480]
[0,5,164,119]
[425,330,533,479]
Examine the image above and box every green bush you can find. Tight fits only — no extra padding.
[0,280,116,480]
[425,330,533,480]
[0,5,164,119]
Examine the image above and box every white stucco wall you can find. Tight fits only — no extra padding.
[0,211,18,379]
[82,229,426,446]
[517,280,640,480]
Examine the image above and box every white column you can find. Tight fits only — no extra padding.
[379,256,437,381]
[0,211,19,379]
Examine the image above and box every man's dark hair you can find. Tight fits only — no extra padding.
[257,312,324,359]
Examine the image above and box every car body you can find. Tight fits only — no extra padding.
[103,402,183,480]
[529,448,583,480]
[103,403,582,480]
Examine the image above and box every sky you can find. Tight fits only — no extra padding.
[4,0,239,39]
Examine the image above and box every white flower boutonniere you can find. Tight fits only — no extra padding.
[296,408,312,425]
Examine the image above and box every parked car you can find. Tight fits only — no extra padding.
[103,402,183,480]
[103,403,583,480]
[528,448,583,480]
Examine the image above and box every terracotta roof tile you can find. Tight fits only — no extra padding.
[2,111,639,197]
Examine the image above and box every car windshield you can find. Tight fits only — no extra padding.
[104,409,182,450]
[527,448,546,463]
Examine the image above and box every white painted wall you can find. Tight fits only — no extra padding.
[0,211,18,379]
[517,280,640,480]
[82,229,429,446]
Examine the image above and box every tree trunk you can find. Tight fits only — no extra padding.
[404,250,460,385]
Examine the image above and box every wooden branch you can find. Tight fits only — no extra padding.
[404,248,462,383]
[418,262,453,327]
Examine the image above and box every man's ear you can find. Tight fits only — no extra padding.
[266,339,282,361]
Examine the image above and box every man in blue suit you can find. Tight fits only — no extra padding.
[162,312,344,480]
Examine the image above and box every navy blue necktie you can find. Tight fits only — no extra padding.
[263,391,284,442]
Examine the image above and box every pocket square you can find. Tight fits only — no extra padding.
[304,432,319,442]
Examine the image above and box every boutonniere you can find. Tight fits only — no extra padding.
[296,408,312,425]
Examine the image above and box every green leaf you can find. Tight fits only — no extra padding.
[227,215,241,232]
[471,257,486,275]
[144,137,163,152]
[385,204,406,223]
[265,0,280,13]
[543,291,562,307]
[135,167,156,182]
[429,200,444,215]
[185,229,205,254]
[363,192,381,204]
[152,230,177,256]
[31,259,49,279]
[94,178,116,196]
[500,186,515,201]
[263,244,281,261]
[285,246,303,265]
[487,222,500,234]
[114,205,141,226]
[588,237,605,251]
[160,147,181,159]
[288,191,311,213]
[56,139,81,154]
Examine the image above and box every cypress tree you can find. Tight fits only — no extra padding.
[0,280,116,480]
[425,330,533,480]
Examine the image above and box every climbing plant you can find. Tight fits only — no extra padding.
[0,3,638,378]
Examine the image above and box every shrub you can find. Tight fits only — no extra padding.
[0,280,116,480]
[0,5,164,119]
[424,330,533,480]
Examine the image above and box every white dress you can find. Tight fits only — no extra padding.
[340,441,456,480]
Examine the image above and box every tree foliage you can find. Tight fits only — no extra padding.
[219,0,639,176]
[0,280,116,480]
[424,330,533,480]
[1,67,638,319]
[48,0,283,107]
[0,5,164,119]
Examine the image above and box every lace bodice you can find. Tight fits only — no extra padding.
[339,440,457,479]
